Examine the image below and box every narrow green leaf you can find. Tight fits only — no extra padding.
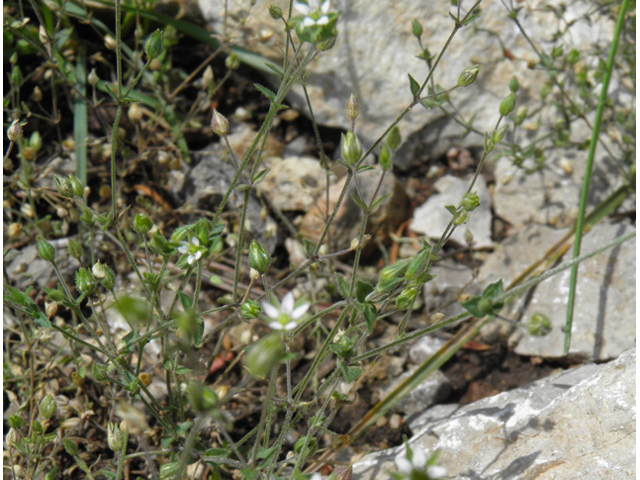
[370,193,392,212]
[351,191,368,211]
[254,83,276,101]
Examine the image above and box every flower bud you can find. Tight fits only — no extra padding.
[454,210,470,226]
[268,5,283,19]
[68,239,84,260]
[7,119,23,142]
[101,264,116,290]
[346,92,359,121]
[56,207,68,218]
[8,223,22,238]
[37,237,56,263]
[104,34,117,51]
[187,381,219,413]
[75,267,95,295]
[65,174,83,197]
[248,240,270,274]
[241,299,261,320]
[386,126,402,151]
[211,109,229,137]
[491,125,508,146]
[246,333,284,379]
[92,363,108,383]
[527,312,551,336]
[11,65,23,87]
[39,394,57,419]
[21,203,35,218]
[379,144,392,171]
[128,103,143,123]
[203,65,214,87]
[145,29,164,60]
[405,248,430,282]
[138,372,152,387]
[39,25,49,45]
[379,258,410,282]
[107,422,125,451]
[461,191,481,211]
[64,438,78,456]
[92,260,107,279]
[33,86,43,102]
[45,300,58,318]
[30,131,43,152]
[134,213,153,234]
[88,68,100,86]
[464,227,474,246]
[412,18,423,38]
[225,53,240,70]
[341,131,363,166]
[5,428,18,448]
[458,64,481,87]
[396,286,420,310]
[509,76,519,93]
[54,174,74,198]
[499,92,517,117]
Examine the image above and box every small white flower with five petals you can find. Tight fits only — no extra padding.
[177,237,205,265]
[395,447,447,479]
[261,292,309,331]
[294,0,330,29]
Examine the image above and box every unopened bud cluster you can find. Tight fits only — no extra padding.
[211,109,229,137]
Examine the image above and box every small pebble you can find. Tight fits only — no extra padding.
[389,413,402,430]
[376,416,388,428]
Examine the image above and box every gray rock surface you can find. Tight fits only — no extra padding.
[477,223,635,361]
[198,0,618,157]
[378,367,451,417]
[184,146,281,253]
[423,260,482,320]
[256,156,329,212]
[410,174,492,248]
[298,167,409,252]
[353,348,636,480]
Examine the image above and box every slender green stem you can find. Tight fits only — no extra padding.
[565,0,629,355]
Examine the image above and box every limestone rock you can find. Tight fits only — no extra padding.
[256,156,329,212]
[477,223,635,361]
[298,168,409,253]
[353,348,636,480]
[410,174,492,248]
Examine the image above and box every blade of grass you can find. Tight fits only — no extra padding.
[565,0,630,355]
[74,44,88,185]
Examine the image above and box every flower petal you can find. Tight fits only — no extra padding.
[316,15,329,25]
[294,2,310,14]
[395,456,412,474]
[302,17,316,27]
[268,321,284,330]
[187,255,195,265]
[283,321,298,330]
[177,245,188,254]
[427,466,447,479]
[320,0,330,13]
[192,237,200,246]
[194,250,202,260]
[412,448,427,470]
[281,292,295,314]
[262,302,280,319]
[292,302,310,319]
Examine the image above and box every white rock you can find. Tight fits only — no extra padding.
[410,174,492,248]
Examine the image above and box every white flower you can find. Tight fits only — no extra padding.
[261,292,309,331]
[310,474,322,480]
[177,237,204,265]
[396,447,427,475]
[294,0,330,29]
